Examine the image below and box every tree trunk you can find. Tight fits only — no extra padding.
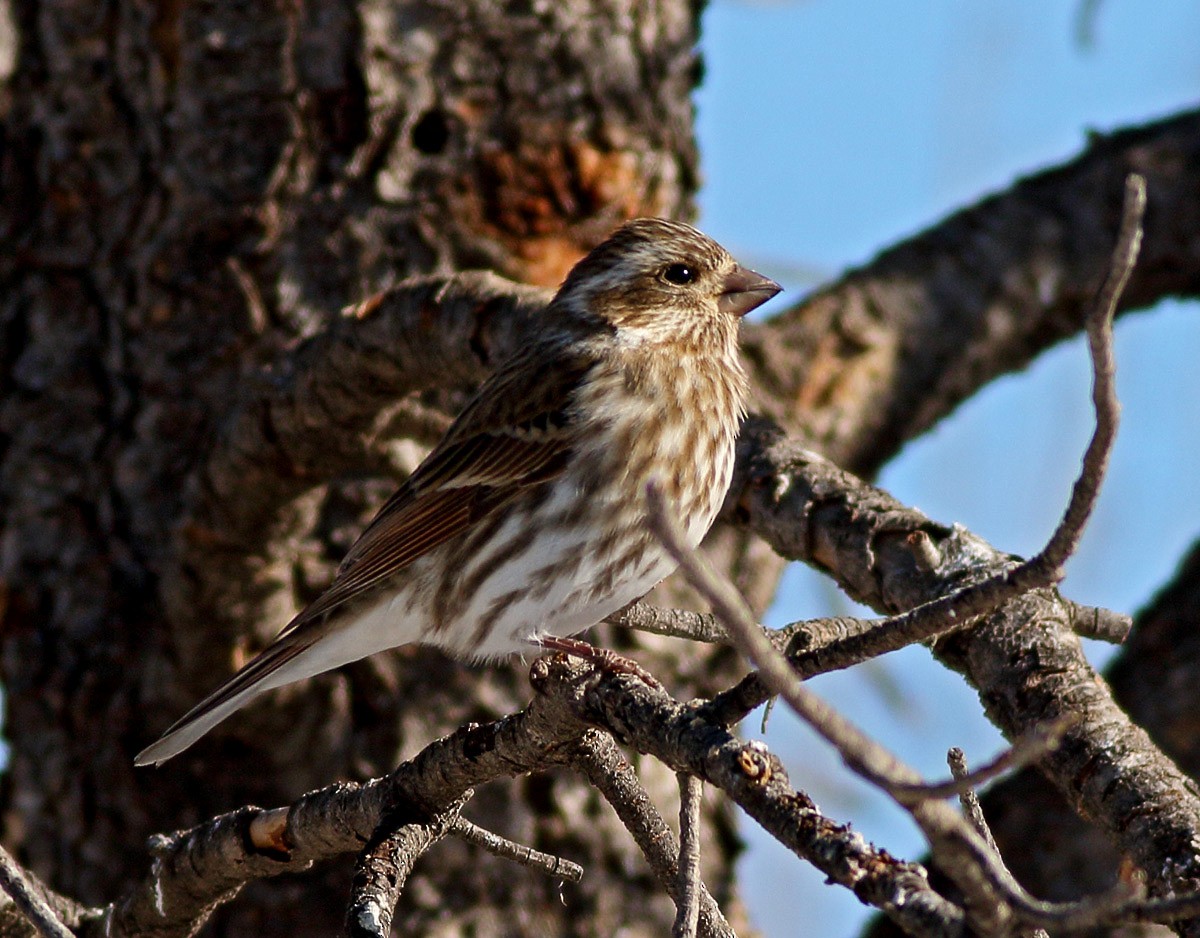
[0,1,757,934]
[8,1,1200,935]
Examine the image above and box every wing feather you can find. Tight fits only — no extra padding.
[283,346,595,633]
[134,338,597,766]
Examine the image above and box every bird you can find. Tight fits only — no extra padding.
[135,217,781,766]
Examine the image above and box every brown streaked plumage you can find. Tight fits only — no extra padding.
[135,218,781,766]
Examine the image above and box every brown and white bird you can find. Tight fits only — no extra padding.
[136,218,780,766]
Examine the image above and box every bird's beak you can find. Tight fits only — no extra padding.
[717,265,782,318]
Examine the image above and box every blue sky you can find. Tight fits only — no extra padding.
[694,2,1200,934]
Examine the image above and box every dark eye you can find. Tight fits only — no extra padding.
[662,263,697,285]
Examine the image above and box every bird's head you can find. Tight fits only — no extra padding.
[554,218,781,341]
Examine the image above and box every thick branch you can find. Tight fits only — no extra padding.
[934,540,1200,927]
[648,483,1166,936]
[93,691,585,938]
[743,107,1200,475]
[732,435,1200,930]
[87,652,968,938]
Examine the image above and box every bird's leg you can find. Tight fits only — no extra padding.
[535,635,663,690]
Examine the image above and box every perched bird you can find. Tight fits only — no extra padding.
[136,218,781,766]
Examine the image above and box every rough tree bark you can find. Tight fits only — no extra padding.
[0,2,748,935]
[4,1,1200,936]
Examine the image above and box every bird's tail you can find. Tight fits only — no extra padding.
[136,590,420,766]
[134,631,320,767]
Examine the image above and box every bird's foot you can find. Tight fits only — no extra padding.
[535,635,662,690]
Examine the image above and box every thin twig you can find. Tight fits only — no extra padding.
[783,174,1142,659]
[566,733,736,938]
[702,600,1128,727]
[898,714,1078,802]
[645,482,1166,934]
[0,845,74,938]
[448,816,584,884]
[672,774,703,938]
[947,749,1001,856]
[1034,173,1143,576]
[946,750,1049,938]
[648,481,943,803]
[706,174,1146,731]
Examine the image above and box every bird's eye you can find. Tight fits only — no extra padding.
[661,263,697,285]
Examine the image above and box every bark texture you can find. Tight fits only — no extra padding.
[0,2,741,935]
[4,0,1200,935]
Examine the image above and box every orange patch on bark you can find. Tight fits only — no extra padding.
[461,137,668,287]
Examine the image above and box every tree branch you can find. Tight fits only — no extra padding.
[346,797,466,938]
[530,658,968,937]
[94,691,586,937]
[743,108,1200,476]
[672,773,703,938]
[0,845,78,938]
[732,433,1200,929]
[647,478,1200,935]
[81,648,976,938]
[565,733,736,938]
[447,816,584,885]
[706,172,1142,724]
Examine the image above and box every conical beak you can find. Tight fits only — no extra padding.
[717,265,782,318]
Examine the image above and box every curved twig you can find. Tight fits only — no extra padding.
[0,845,76,938]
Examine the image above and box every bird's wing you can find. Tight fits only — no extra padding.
[289,345,594,632]
[135,344,596,766]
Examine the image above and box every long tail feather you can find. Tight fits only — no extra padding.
[134,635,315,766]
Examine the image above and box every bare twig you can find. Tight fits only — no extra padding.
[649,481,933,803]
[758,176,1142,668]
[449,817,584,884]
[702,600,1128,727]
[0,844,74,938]
[1037,173,1143,573]
[566,733,735,938]
[947,749,1001,856]
[732,435,1200,930]
[644,483,1167,935]
[902,715,1078,802]
[606,602,729,645]
[708,174,1145,733]
[346,798,465,938]
[947,750,1052,938]
[896,176,1140,629]
[619,598,1125,656]
[1068,603,1132,643]
[672,774,703,938]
